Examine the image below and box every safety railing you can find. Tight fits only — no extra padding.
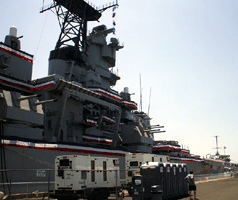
[1,168,234,199]
[195,172,233,183]
[0,169,54,199]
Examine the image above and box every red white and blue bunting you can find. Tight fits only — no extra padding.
[0,75,55,91]
[0,43,33,63]
[153,145,182,151]
[1,138,127,157]
[89,88,137,110]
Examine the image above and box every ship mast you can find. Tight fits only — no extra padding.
[214,135,221,156]
[139,73,142,112]
[40,0,118,58]
[147,87,152,116]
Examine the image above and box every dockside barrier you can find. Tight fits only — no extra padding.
[195,172,236,182]
[0,169,123,200]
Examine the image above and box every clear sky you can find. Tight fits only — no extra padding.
[1,0,238,162]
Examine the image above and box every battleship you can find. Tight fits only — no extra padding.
[153,138,238,175]
[0,0,238,196]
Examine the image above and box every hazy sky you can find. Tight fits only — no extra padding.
[1,0,238,162]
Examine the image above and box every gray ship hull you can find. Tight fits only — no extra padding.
[0,137,227,195]
[170,157,224,175]
[1,138,128,194]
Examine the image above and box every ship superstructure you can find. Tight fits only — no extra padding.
[153,139,238,174]
[153,140,207,174]
[0,0,164,195]
[38,0,156,152]
[0,0,158,152]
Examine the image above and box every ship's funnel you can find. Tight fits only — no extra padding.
[9,26,17,37]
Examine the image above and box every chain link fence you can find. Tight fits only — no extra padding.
[0,168,124,200]
[0,169,54,199]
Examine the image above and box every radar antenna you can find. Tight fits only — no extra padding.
[40,0,118,57]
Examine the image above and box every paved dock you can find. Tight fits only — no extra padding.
[181,177,238,200]
[115,177,238,200]
[2,177,238,199]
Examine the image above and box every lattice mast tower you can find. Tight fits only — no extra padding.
[40,0,118,60]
